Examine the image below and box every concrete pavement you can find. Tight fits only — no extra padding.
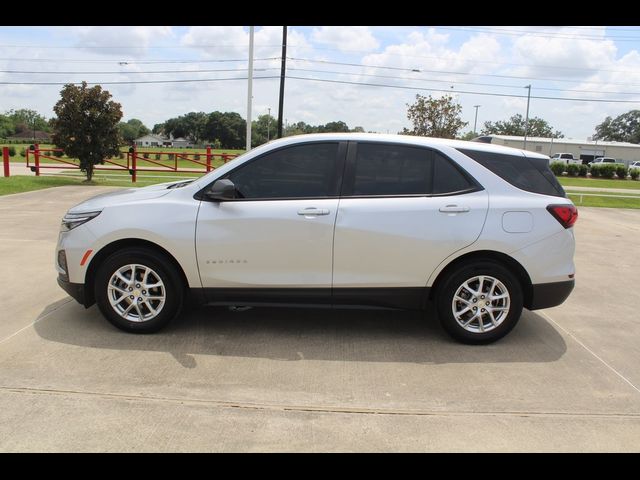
[0,187,639,452]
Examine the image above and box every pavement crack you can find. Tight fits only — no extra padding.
[540,310,640,396]
[0,298,73,346]
[2,385,640,419]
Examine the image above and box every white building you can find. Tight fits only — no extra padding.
[134,134,194,148]
[476,135,640,166]
[134,134,168,147]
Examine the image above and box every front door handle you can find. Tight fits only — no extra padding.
[297,207,330,216]
[439,205,470,213]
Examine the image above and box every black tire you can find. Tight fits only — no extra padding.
[94,247,184,333]
[436,261,523,344]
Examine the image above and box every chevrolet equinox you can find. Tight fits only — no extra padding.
[56,133,577,344]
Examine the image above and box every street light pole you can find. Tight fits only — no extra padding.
[246,26,254,152]
[524,84,531,150]
[473,105,481,134]
[267,107,271,141]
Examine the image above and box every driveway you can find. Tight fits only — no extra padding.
[1,187,639,452]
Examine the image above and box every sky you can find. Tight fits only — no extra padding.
[1,25,640,140]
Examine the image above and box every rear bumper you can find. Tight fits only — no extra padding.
[528,280,575,310]
[57,275,87,307]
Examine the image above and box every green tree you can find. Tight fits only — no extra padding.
[458,131,479,141]
[481,113,563,138]
[6,109,50,137]
[51,82,123,181]
[593,110,640,143]
[0,114,15,138]
[251,113,277,147]
[318,121,350,133]
[204,111,245,148]
[118,118,150,144]
[182,111,208,144]
[402,94,467,139]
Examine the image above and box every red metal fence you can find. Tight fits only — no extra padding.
[2,144,239,182]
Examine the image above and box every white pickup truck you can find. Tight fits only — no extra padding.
[550,153,582,165]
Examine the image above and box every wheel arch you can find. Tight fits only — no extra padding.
[83,238,190,308]
[429,250,533,309]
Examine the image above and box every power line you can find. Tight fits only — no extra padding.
[0,76,280,85]
[0,67,277,75]
[288,56,421,72]
[287,57,640,87]
[287,43,640,75]
[0,57,279,64]
[0,44,284,49]
[436,26,640,42]
[286,67,640,96]
[285,75,640,104]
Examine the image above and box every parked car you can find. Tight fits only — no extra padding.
[628,161,640,170]
[56,134,577,344]
[550,153,581,165]
[589,157,617,167]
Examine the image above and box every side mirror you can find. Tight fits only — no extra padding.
[204,179,236,201]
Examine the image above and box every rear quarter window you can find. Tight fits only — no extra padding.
[457,148,566,198]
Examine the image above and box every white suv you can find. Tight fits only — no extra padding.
[56,133,577,344]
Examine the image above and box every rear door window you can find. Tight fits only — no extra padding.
[347,143,479,196]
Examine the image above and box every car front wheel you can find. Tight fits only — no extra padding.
[94,248,184,333]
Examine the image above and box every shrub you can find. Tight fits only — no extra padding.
[53,149,64,158]
[213,139,222,149]
[595,164,616,179]
[143,152,150,159]
[566,164,579,176]
[118,152,125,159]
[7,146,16,156]
[578,164,588,177]
[615,165,627,179]
[168,153,174,161]
[155,153,161,160]
[194,154,201,161]
[19,147,26,157]
[630,169,639,180]
[550,162,565,176]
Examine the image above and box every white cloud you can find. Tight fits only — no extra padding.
[510,26,617,78]
[311,26,379,53]
[72,26,173,57]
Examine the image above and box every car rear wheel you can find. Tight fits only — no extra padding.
[436,261,523,344]
[94,248,184,333]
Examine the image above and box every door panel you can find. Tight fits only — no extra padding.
[196,199,338,288]
[333,191,488,288]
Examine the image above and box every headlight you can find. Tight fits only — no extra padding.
[61,211,102,232]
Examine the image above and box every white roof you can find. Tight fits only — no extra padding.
[135,134,167,142]
[486,134,640,149]
[262,132,550,160]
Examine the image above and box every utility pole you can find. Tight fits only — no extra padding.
[267,107,271,141]
[523,84,531,150]
[277,26,287,138]
[473,105,481,134]
[246,26,254,152]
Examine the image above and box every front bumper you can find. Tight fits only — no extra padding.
[528,280,575,310]
[57,275,87,307]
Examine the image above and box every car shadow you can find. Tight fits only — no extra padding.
[34,298,567,368]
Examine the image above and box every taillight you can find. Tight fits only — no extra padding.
[547,204,578,228]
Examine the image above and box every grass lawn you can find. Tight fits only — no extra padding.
[558,176,640,190]
[0,143,244,167]
[0,174,190,196]
[568,192,640,209]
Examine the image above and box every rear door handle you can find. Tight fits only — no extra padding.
[297,207,330,216]
[439,205,470,213]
